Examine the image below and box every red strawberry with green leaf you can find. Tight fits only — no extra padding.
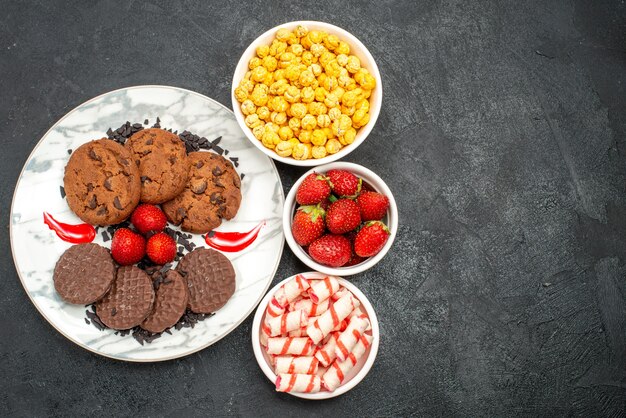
[308,234,352,267]
[354,221,390,257]
[327,169,362,197]
[326,199,361,234]
[111,228,146,265]
[296,173,331,205]
[292,205,326,246]
[356,191,390,221]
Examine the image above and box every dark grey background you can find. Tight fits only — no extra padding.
[1,0,625,416]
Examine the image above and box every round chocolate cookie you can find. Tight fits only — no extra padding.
[64,139,141,226]
[125,128,189,204]
[162,152,242,234]
[141,270,189,333]
[96,265,155,330]
[53,243,116,305]
[176,248,236,314]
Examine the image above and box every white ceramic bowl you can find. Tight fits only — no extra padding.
[231,20,383,166]
[283,162,398,276]
[251,272,380,399]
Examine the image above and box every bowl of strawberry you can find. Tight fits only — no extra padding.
[283,162,398,276]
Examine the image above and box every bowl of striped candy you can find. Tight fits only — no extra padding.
[251,271,379,399]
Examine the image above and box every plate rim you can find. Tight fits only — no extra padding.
[9,84,286,362]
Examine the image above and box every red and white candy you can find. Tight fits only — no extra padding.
[266,337,316,356]
[306,292,360,344]
[335,316,370,361]
[274,356,319,375]
[267,309,309,337]
[274,274,310,307]
[323,334,373,391]
[308,276,340,304]
[276,374,322,393]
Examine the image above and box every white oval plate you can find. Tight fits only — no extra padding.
[10,85,285,362]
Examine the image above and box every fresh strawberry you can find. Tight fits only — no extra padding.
[327,169,361,197]
[111,228,146,265]
[356,191,390,221]
[292,205,326,246]
[146,232,177,264]
[354,221,390,257]
[308,234,352,267]
[296,173,331,205]
[326,199,361,234]
[130,204,168,235]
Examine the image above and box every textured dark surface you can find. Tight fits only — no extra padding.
[1,0,625,416]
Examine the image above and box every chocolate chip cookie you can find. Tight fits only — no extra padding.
[162,152,242,234]
[176,248,236,314]
[53,243,116,305]
[125,128,189,204]
[64,139,141,225]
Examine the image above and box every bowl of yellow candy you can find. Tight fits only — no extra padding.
[232,21,382,166]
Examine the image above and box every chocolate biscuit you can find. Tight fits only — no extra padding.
[141,270,189,333]
[176,248,236,314]
[53,243,116,304]
[96,265,155,330]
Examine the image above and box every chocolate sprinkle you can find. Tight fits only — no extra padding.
[144,119,149,125]
[67,149,72,155]
[59,185,66,199]
[101,230,110,242]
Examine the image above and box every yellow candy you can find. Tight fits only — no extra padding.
[268,96,289,112]
[336,54,348,67]
[323,127,334,139]
[284,85,301,103]
[256,45,270,59]
[279,52,296,69]
[312,145,327,159]
[284,64,301,82]
[245,114,262,129]
[257,106,270,121]
[241,99,256,115]
[311,129,327,146]
[271,111,287,125]
[310,43,326,57]
[301,114,317,130]
[299,70,315,86]
[325,138,341,154]
[319,51,336,68]
[262,71,274,86]
[275,140,294,157]
[270,79,289,95]
[325,60,342,78]
[332,114,352,137]
[323,34,340,51]
[234,87,248,103]
[251,66,268,82]
[252,125,265,140]
[352,108,370,128]
[335,41,350,55]
[278,126,294,141]
[314,87,327,102]
[262,131,279,149]
[355,99,369,111]
[249,57,262,69]
[343,127,357,144]
[324,93,339,108]
[289,43,304,56]
[301,51,314,66]
[290,103,307,119]
[276,28,292,41]
[250,85,269,107]
[308,101,327,116]
[328,107,342,121]
[262,56,278,72]
[346,55,361,73]
[293,143,312,160]
[341,104,356,116]
[294,25,308,38]
[240,79,254,93]
[269,40,287,57]
[288,117,301,131]
[341,88,361,107]
[273,69,286,80]
[264,122,280,133]
[322,76,338,92]
[308,30,324,44]
[301,86,315,103]
[298,130,312,143]
[309,63,322,76]
[355,70,376,90]
[317,114,331,128]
